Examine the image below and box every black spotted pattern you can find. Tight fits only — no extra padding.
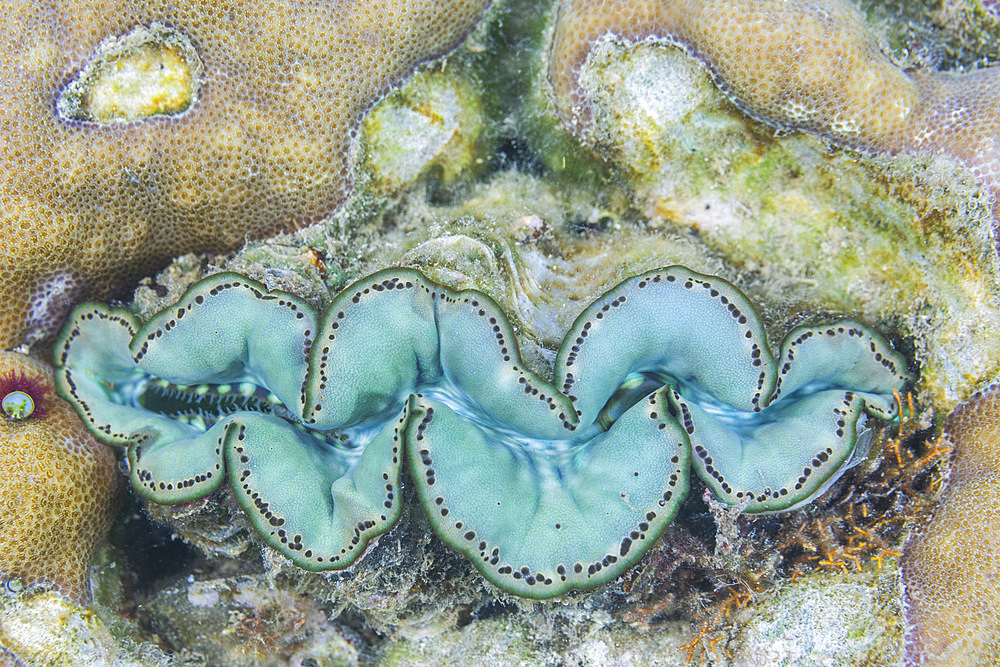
[131,277,313,418]
[55,265,910,596]
[127,427,225,502]
[55,306,140,444]
[557,267,773,418]
[226,408,407,571]
[772,323,910,408]
[405,391,690,598]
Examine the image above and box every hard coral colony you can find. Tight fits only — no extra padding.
[0,351,119,605]
[903,386,1000,665]
[549,0,1000,207]
[55,266,909,598]
[0,0,488,348]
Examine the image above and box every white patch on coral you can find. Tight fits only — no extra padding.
[185,581,220,607]
[681,195,747,235]
[619,45,706,131]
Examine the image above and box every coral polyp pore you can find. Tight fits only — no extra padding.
[55,266,909,598]
[2,392,35,421]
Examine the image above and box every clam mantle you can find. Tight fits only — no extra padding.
[55,266,909,598]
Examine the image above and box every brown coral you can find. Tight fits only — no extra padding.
[0,351,120,605]
[902,384,1000,665]
[548,0,1000,205]
[0,0,489,348]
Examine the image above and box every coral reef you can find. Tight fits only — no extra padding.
[0,0,489,348]
[531,2,1000,409]
[548,0,1000,205]
[0,351,119,605]
[902,383,1000,665]
[55,264,907,598]
[4,0,998,662]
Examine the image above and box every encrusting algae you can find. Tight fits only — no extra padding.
[0,351,120,605]
[0,0,489,349]
[903,384,1000,666]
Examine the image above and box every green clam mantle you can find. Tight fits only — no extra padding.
[54,266,910,598]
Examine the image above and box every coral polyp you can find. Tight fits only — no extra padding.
[55,265,909,598]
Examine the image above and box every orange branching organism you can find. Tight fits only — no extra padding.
[0,351,120,605]
[0,0,489,348]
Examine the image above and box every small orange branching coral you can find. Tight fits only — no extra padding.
[776,395,946,583]
[621,392,945,662]
[0,0,489,348]
[0,351,120,605]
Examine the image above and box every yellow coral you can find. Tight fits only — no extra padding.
[0,351,119,605]
[549,0,1000,197]
[0,0,489,348]
[902,385,1000,665]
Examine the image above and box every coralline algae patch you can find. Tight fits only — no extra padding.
[133,575,360,666]
[0,591,149,666]
[0,351,119,606]
[731,570,904,666]
[0,0,489,349]
[534,11,1000,408]
[902,384,1000,666]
